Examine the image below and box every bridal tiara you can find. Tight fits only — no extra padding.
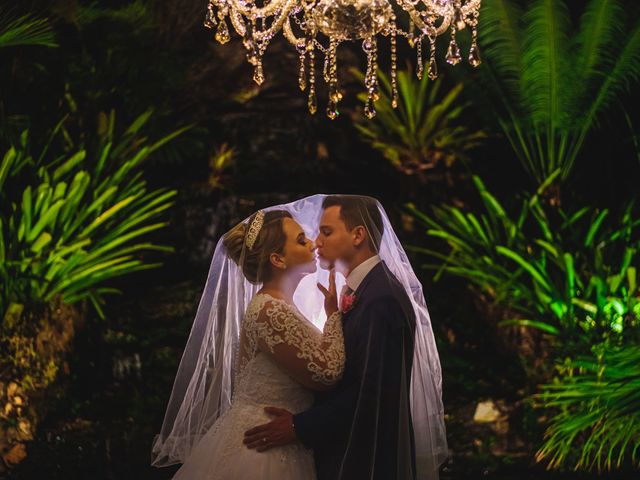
[245,210,265,250]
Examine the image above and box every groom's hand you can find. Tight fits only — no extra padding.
[243,407,296,452]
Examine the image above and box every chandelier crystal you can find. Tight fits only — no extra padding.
[204,0,482,119]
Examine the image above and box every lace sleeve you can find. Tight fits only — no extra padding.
[254,299,345,391]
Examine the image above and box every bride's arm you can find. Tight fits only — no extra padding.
[254,300,344,391]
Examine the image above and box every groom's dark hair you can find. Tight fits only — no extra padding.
[322,195,384,252]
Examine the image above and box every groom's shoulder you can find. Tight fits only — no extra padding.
[371,262,404,289]
[362,263,411,307]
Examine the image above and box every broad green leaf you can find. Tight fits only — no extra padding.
[496,245,553,291]
[585,209,609,247]
[26,199,64,243]
[499,318,560,335]
[52,151,86,181]
[31,232,52,253]
[0,147,16,191]
[572,297,598,314]
[78,196,137,238]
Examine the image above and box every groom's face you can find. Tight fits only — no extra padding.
[315,206,354,271]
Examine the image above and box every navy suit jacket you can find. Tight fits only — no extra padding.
[294,261,417,480]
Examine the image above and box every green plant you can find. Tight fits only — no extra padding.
[535,344,640,471]
[407,170,640,349]
[0,109,187,320]
[207,143,236,190]
[0,9,57,49]
[352,68,485,178]
[476,0,640,187]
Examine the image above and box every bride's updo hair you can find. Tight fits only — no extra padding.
[223,209,293,284]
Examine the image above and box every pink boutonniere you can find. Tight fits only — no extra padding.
[340,293,357,313]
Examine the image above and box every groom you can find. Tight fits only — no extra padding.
[244,195,418,480]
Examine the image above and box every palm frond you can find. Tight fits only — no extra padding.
[453,0,640,187]
[536,345,640,471]
[520,0,572,129]
[572,0,624,102]
[581,20,640,129]
[564,18,640,172]
[0,11,57,48]
[477,0,525,108]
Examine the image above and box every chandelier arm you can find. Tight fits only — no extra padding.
[252,0,299,43]
[229,8,247,36]
[394,1,454,37]
[283,16,305,47]
[227,0,284,21]
[395,1,433,36]
[432,14,454,36]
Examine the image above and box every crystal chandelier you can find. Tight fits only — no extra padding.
[204,0,482,119]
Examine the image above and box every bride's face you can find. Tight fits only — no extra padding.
[278,217,317,275]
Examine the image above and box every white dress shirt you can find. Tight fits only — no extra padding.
[345,254,381,293]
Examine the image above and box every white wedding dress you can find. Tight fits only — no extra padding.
[171,293,345,480]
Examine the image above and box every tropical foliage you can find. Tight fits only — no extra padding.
[0,9,57,49]
[476,0,640,186]
[536,344,640,471]
[405,0,640,470]
[407,169,640,470]
[0,110,186,320]
[407,170,640,350]
[352,68,486,178]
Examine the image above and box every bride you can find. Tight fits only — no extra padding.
[153,208,342,479]
[152,195,447,480]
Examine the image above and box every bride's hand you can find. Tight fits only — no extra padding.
[317,269,338,317]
